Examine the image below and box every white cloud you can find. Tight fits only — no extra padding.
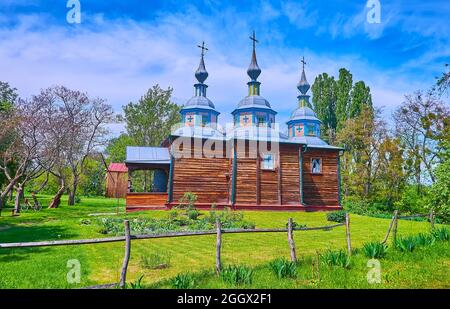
[0,9,430,138]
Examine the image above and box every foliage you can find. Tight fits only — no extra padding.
[140,252,171,269]
[335,68,353,132]
[349,81,372,118]
[220,265,254,286]
[269,258,297,279]
[395,236,417,252]
[311,73,337,143]
[326,210,346,223]
[426,159,450,223]
[187,209,200,220]
[362,241,388,259]
[129,275,145,289]
[415,233,435,246]
[178,192,198,211]
[320,250,350,268]
[170,273,196,289]
[105,134,135,163]
[431,227,449,242]
[121,85,181,146]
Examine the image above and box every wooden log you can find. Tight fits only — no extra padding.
[119,220,131,288]
[429,210,435,229]
[287,218,297,262]
[216,219,222,275]
[345,213,351,256]
[392,211,399,243]
[382,210,398,244]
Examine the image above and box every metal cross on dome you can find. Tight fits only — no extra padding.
[301,56,306,70]
[249,30,258,49]
[197,41,208,57]
[187,115,194,122]
[243,115,249,123]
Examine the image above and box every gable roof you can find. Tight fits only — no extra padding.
[125,146,171,164]
[107,163,128,172]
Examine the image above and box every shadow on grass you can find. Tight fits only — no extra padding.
[0,224,78,243]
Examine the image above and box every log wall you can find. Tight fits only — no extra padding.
[302,149,339,206]
[280,144,301,205]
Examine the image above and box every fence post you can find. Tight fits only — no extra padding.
[345,213,352,256]
[287,218,297,262]
[382,210,398,244]
[429,210,435,229]
[392,211,399,243]
[215,219,222,275]
[119,220,131,288]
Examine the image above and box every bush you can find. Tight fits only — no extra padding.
[326,210,346,223]
[269,258,297,279]
[431,227,449,242]
[220,265,253,286]
[415,233,435,247]
[178,192,197,210]
[395,236,417,252]
[140,252,171,269]
[363,241,388,259]
[187,209,200,220]
[320,250,350,268]
[170,273,196,289]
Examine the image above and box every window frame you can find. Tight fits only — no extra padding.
[311,157,322,174]
[261,153,275,171]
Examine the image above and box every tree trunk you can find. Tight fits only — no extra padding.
[68,174,79,206]
[13,184,23,215]
[48,178,65,209]
[0,178,19,213]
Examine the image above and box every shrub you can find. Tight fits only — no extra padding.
[140,252,171,269]
[220,265,253,286]
[178,192,198,210]
[395,236,417,252]
[415,233,435,246]
[79,218,91,225]
[170,273,196,289]
[320,250,350,268]
[326,210,346,223]
[431,227,449,242]
[187,209,200,220]
[269,258,297,279]
[363,241,388,259]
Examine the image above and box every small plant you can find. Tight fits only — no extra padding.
[140,252,171,269]
[285,221,307,229]
[326,210,346,223]
[363,241,388,259]
[431,227,449,242]
[79,218,91,225]
[178,192,198,211]
[129,275,145,289]
[269,257,297,279]
[187,209,200,220]
[415,233,435,246]
[395,236,417,252]
[170,273,196,289]
[320,250,350,268]
[220,265,253,286]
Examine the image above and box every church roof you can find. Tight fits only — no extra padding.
[183,96,217,110]
[125,146,171,164]
[288,105,321,122]
[233,95,274,113]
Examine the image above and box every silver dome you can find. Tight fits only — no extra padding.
[183,96,216,110]
[289,106,320,122]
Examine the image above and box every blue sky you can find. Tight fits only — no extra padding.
[1,0,449,135]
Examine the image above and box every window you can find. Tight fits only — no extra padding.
[257,114,266,127]
[311,158,321,174]
[201,114,209,127]
[262,154,275,170]
[307,124,316,136]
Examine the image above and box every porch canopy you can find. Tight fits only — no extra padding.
[125,146,171,170]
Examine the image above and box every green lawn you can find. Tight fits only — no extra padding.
[0,195,448,288]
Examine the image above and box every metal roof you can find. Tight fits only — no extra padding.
[107,163,128,172]
[125,146,171,164]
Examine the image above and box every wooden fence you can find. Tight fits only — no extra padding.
[382,210,435,244]
[0,215,350,288]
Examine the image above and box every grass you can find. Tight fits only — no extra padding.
[0,194,448,288]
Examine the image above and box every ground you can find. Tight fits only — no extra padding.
[0,195,448,288]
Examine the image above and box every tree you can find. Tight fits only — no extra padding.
[393,91,449,188]
[427,159,450,222]
[434,63,450,96]
[335,68,353,132]
[0,97,50,214]
[336,107,386,199]
[349,81,372,119]
[33,86,113,208]
[105,134,135,163]
[121,85,181,146]
[311,73,337,143]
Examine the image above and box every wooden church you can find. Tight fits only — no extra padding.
[125,33,343,212]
